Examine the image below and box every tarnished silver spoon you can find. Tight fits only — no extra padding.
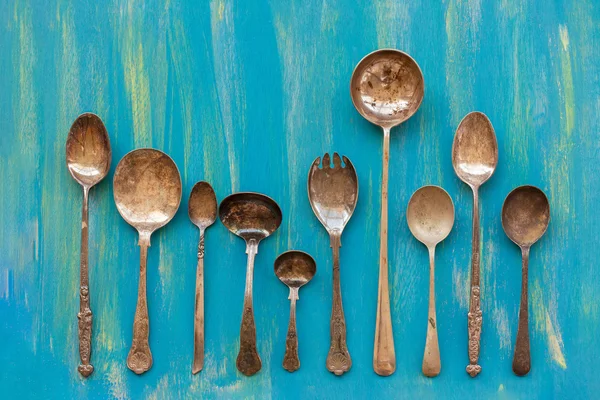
[66,113,111,377]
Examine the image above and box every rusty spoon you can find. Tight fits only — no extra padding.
[350,49,424,376]
[407,186,454,377]
[188,181,217,374]
[451,111,498,377]
[502,185,550,376]
[113,149,182,374]
[219,192,282,376]
[274,251,316,372]
[66,113,111,377]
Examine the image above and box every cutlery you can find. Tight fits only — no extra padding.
[406,186,454,377]
[219,192,282,376]
[188,181,217,374]
[501,185,550,376]
[307,153,358,375]
[451,111,498,377]
[66,113,111,377]
[274,251,316,372]
[113,148,182,374]
[350,49,424,376]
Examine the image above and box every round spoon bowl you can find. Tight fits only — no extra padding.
[274,251,316,289]
[219,192,282,242]
[407,185,455,247]
[113,149,182,234]
[350,49,424,128]
[66,113,111,188]
[189,181,217,229]
[502,185,550,247]
[452,112,498,187]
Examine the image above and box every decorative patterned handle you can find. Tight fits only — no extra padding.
[283,288,300,372]
[78,188,94,377]
[513,246,531,376]
[327,234,351,376]
[237,240,261,376]
[127,237,153,374]
[466,186,482,377]
[192,231,205,375]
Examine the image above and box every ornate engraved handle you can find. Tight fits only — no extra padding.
[283,288,300,372]
[466,186,482,377]
[192,231,205,374]
[513,246,531,376]
[237,239,261,376]
[127,236,153,374]
[327,234,351,376]
[78,188,94,377]
[422,246,440,377]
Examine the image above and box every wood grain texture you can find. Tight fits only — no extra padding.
[0,0,598,398]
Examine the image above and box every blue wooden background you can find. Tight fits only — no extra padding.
[1,0,597,398]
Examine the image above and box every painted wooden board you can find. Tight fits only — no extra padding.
[1,1,598,398]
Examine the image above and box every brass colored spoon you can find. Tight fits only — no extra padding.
[502,185,550,376]
[113,149,182,374]
[351,49,424,376]
[407,186,454,377]
[188,181,217,374]
[219,192,282,376]
[274,251,316,372]
[66,113,111,377]
[451,111,498,377]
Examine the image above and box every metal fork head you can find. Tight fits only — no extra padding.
[307,153,359,235]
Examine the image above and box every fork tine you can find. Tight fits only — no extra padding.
[333,152,342,168]
[310,156,321,171]
[322,153,331,169]
[342,155,354,172]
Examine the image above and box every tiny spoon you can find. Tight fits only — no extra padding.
[113,148,182,374]
[351,49,424,376]
[188,181,217,374]
[407,186,454,377]
[219,192,282,376]
[274,251,316,372]
[451,111,498,377]
[502,185,550,376]
[66,113,111,377]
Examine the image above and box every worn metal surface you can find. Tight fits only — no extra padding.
[1,0,599,398]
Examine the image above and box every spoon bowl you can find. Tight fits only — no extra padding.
[502,186,550,247]
[350,49,424,128]
[274,251,316,289]
[219,192,282,243]
[407,186,455,247]
[189,181,218,229]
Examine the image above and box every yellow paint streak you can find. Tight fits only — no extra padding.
[124,42,152,148]
[106,363,129,400]
[531,280,567,369]
[374,0,409,49]
[453,260,469,309]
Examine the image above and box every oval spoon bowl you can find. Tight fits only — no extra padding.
[219,192,282,242]
[274,251,316,289]
[502,185,550,247]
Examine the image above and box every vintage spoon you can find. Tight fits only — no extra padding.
[113,148,182,374]
[406,186,454,377]
[451,111,498,377]
[351,49,424,376]
[188,181,217,374]
[274,251,316,372]
[219,192,282,376]
[501,185,550,376]
[307,153,358,375]
[66,113,111,377]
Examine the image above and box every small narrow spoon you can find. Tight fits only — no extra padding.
[66,113,111,377]
[274,251,316,372]
[502,185,550,376]
[407,186,454,377]
[451,111,498,377]
[188,181,217,374]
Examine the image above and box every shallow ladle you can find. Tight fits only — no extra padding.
[351,49,425,376]
[219,192,282,376]
[502,185,550,376]
[66,113,111,377]
[113,148,182,374]
[274,251,316,372]
[407,186,454,377]
[451,111,498,377]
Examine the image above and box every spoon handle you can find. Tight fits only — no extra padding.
[77,187,94,377]
[422,246,440,377]
[192,230,205,374]
[283,288,300,372]
[326,234,351,375]
[374,127,396,376]
[127,235,153,374]
[467,186,482,377]
[237,239,261,376]
[513,246,531,376]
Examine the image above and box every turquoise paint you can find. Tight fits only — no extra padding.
[0,0,598,398]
